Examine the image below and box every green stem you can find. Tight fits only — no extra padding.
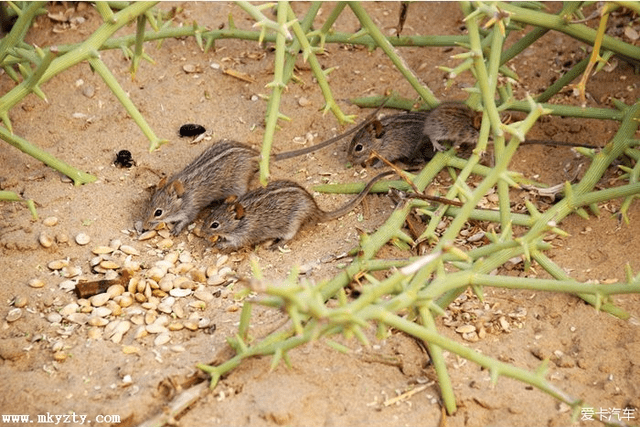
[499,2,640,61]
[259,1,289,185]
[0,126,96,186]
[87,57,167,151]
[348,2,438,107]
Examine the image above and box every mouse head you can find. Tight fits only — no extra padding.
[143,177,187,231]
[347,119,386,166]
[204,195,245,238]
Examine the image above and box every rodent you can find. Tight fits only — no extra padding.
[203,170,394,251]
[347,102,599,167]
[143,105,388,235]
[143,140,259,236]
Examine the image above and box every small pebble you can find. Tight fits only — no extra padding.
[75,233,91,245]
[43,216,59,227]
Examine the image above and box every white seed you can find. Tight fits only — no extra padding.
[184,320,199,331]
[146,267,166,282]
[99,260,120,270]
[138,230,156,241]
[216,255,229,267]
[67,313,89,325]
[60,303,79,316]
[6,308,22,322]
[206,266,218,278]
[109,239,122,250]
[75,233,91,245]
[190,301,207,310]
[39,231,54,248]
[179,251,193,263]
[207,275,225,286]
[116,293,134,308]
[157,239,173,250]
[154,332,171,346]
[169,288,191,298]
[146,323,168,334]
[169,262,193,275]
[157,229,171,239]
[43,216,59,227]
[92,245,114,254]
[87,327,103,340]
[194,290,214,303]
[172,303,185,319]
[106,320,131,343]
[106,284,124,299]
[51,341,64,352]
[198,317,211,329]
[219,267,233,277]
[133,325,148,340]
[120,245,139,256]
[456,325,476,334]
[62,266,82,278]
[28,278,45,288]
[59,280,76,292]
[46,312,63,323]
[463,331,479,342]
[48,259,69,270]
[13,296,28,308]
[189,269,207,283]
[159,275,175,292]
[91,293,111,307]
[157,303,172,314]
[144,311,157,325]
[164,252,179,264]
[168,323,184,331]
[123,260,141,271]
[90,256,103,267]
[92,306,112,317]
[136,278,146,293]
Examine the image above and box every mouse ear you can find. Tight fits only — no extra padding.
[224,195,238,204]
[233,202,245,220]
[157,176,167,189]
[170,180,185,197]
[373,119,385,139]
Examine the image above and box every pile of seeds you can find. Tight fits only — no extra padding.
[8,217,243,361]
[442,288,528,343]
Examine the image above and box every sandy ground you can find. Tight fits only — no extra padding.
[1,2,639,427]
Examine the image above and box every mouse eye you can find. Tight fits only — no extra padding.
[154,209,163,218]
[210,221,220,230]
[354,144,364,153]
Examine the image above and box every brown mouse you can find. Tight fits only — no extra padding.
[347,102,477,166]
[203,171,394,251]
[347,102,599,167]
[143,104,390,235]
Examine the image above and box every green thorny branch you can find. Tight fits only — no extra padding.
[198,3,640,425]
